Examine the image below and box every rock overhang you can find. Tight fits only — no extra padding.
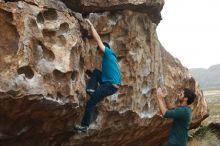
[61,0,164,24]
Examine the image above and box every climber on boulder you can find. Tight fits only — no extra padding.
[156,87,196,146]
[74,19,121,133]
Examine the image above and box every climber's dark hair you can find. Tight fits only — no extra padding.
[184,88,196,105]
[97,42,110,50]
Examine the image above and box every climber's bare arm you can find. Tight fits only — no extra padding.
[85,19,105,52]
[156,88,168,115]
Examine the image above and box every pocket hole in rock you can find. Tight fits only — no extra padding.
[17,66,34,79]
[85,69,92,78]
[71,71,78,81]
[79,55,84,70]
[42,29,56,37]
[59,22,69,34]
[42,9,58,20]
[42,29,56,44]
[53,69,65,80]
[36,12,44,24]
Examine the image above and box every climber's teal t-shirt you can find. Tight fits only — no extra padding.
[164,106,192,146]
[101,47,121,84]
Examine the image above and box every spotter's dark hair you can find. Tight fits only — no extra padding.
[184,88,196,105]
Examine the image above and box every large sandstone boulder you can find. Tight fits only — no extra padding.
[0,0,208,146]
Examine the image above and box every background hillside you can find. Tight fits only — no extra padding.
[190,64,220,90]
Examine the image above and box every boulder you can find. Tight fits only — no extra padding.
[0,0,208,145]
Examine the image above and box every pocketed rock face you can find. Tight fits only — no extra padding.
[0,0,208,146]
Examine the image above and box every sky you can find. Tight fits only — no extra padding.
[157,0,220,69]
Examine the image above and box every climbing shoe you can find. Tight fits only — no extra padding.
[86,89,95,95]
[74,124,88,133]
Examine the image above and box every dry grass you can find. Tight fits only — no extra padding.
[202,89,220,124]
[188,89,220,146]
[188,127,220,146]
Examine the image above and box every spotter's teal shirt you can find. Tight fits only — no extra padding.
[164,106,192,146]
[101,47,121,84]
